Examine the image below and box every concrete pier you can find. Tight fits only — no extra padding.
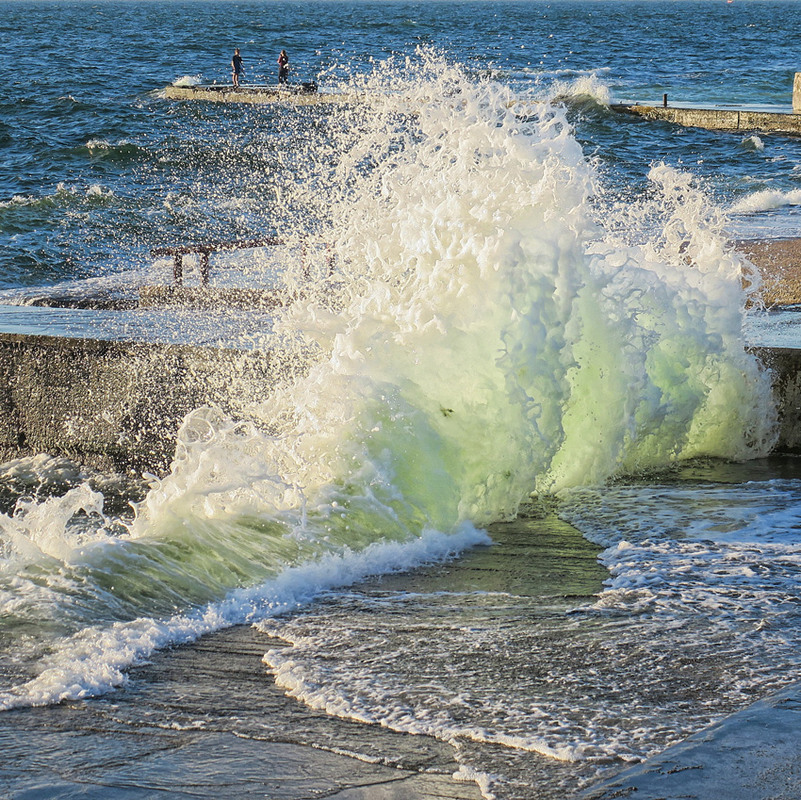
[162,84,351,105]
[612,103,801,136]
[0,331,799,476]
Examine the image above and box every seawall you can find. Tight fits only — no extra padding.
[751,346,801,452]
[0,333,274,475]
[0,334,799,476]
[611,104,801,136]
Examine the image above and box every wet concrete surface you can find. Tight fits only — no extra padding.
[583,682,801,800]
[0,625,482,800]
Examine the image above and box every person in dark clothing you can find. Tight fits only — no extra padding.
[231,48,243,88]
[277,50,289,85]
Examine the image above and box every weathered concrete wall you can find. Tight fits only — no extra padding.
[0,333,274,475]
[752,347,801,454]
[1,335,800,476]
[612,104,801,136]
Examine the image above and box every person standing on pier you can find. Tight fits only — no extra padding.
[231,48,244,88]
[277,49,289,85]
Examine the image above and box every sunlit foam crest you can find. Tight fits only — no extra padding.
[0,52,780,712]
[0,484,110,565]
[137,56,601,539]
[739,134,765,152]
[541,161,776,489]
[548,72,612,106]
[729,187,801,214]
[171,74,204,87]
[140,52,775,533]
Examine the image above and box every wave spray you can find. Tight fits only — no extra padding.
[0,54,776,710]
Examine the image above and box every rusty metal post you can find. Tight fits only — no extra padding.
[173,254,183,286]
[663,93,668,108]
[199,251,210,286]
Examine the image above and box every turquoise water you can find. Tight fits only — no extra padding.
[3,3,801,799]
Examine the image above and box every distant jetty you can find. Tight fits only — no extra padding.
[612,73,801,137]
[611,102,801,136]
[163,83,351,105]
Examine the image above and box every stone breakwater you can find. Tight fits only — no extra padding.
[611,103,801,137]
[162,84,349,105]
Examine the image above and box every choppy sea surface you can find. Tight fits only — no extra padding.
[3,1,801,798]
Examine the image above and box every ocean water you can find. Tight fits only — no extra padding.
[3,1,801,798]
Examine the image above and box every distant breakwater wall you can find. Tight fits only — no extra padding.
[0,333,274,475]
[611,104,801,137]
[0,336,800,477]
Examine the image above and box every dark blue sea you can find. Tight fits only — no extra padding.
[2,0,801,292]
[3,2,801,798]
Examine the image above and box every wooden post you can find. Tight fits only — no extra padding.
[794,73,801,113]
[663,93,668,108]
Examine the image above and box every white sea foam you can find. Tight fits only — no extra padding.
[0,484,110,564]
[0,524,486,710]
[0,182,114,211]
[261,617,583,762]
[453,764,499,800]
[549,72,612,106]
[729,187,801,214]
[740,134,765,152]
[172,74,204,87]
[86,183,114,198]
[0,454,85,486]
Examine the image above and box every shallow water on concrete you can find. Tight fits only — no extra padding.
[0,304,274,348]
[4,459,801,800]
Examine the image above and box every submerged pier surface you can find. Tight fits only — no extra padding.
[0,624,483,800]
[584,679,801,800]
[612,103,801,136]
